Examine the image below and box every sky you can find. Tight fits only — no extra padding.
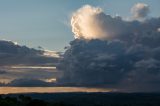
[0,0,160,92]
[0,0,159,51]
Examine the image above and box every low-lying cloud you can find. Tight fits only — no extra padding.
[7,78,55,87]
[0,40,59,66]
[0,40,60,85]
[57,4,160,92]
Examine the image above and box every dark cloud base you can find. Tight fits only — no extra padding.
[7,78,55,87]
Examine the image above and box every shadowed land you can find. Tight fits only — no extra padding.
[1,92,160,106]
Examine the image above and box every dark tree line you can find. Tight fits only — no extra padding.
[0,95,72,106]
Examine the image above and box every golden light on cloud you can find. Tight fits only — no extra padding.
[11,66,56,69]
[43,78,56,83]
[71,5,110,40]
[43,50,60,58]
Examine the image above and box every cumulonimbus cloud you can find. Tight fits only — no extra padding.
[57,4,160,92]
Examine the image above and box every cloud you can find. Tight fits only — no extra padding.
[131,3,150,20]
[71,5,124,40]
[71,4,153,41]
[7,78,55,87]
[57,4,160,91]
[0,69,6,74]
[0,39,59,66]
[157,28,160,32]
[0,39,61,86]
[122,58,160,92]
[0,66,59,85]
[57,40,128,87]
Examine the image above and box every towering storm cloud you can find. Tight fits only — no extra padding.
[58,4,160,92]
[131,3,150,20]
